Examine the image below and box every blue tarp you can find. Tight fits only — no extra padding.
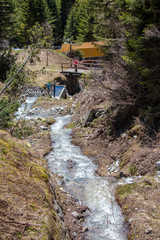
[46,84,64,97]
[54,86,64,97]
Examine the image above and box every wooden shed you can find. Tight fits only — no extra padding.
[57,42,104,58]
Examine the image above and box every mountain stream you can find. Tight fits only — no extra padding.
[16,97,127,240]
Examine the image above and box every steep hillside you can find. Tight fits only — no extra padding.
[70,73,160,240]
[0,130,70,239]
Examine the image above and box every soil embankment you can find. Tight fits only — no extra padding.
[70,75,160,240]
[0,129,69,239]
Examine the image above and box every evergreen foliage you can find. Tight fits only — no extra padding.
[14,0,51,46]
[60,0,75,35]
[0,49,17,82]
[0,97,19,128]
[0,0,14,45]
[64,4,79,41]
[64,0,95,42]
[47,0,61,43]
[5,63,26,96]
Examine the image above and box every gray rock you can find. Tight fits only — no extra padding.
[157,161,160,171]
[72,211,79,218]
[121,133,127,138]
[128,218,135,223]
[145,227,152,234]
[157,171,160,178]
[81,227,88,233]
[73,232,77,237]
[40,126,48,130]
[82,109,95,127]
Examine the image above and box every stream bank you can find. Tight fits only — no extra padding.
[69,82,160,240]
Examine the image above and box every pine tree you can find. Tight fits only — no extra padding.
[46,0,61,43]
[60,0,75,35]
[76,0,95,42]
[0,0,14,45]
[32,0,49,24]
[64,4,79,42]
[64,0,95,42]
[14,0,50,46]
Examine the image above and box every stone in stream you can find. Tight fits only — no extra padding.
[67,159,74,169]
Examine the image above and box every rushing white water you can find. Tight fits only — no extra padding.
[46,115,127,240]
[15,97,38,119]
[15,97,126,239]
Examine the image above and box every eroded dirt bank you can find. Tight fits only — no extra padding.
[70,76,160,240]
[0,129,69,239]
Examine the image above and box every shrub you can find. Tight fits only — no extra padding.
[5,63,26,96]
[0,97,20,128]
[0,48,17,83]
[66,49,84,61]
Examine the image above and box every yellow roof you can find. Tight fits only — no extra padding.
[71,42,104,49]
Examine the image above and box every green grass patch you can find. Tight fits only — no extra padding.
[117,183,136,196]
[66,122,76,129]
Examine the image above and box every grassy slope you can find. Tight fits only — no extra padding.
[0,130,68,239]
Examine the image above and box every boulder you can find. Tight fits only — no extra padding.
[82,109,95,127]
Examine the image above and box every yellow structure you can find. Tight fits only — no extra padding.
[57,42,104,58]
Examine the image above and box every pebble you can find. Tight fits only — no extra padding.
[121,133,127,138]
[81,227,88,233]
[73,232,77,237]
[145,227,152,234]
[72,211,79,218]
[128,218,135,223]
[40,126,48,130]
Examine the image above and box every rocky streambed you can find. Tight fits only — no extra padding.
[16,96,127,240]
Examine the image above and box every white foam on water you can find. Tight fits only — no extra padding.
[46,115,127,240]
[15,97,38,119]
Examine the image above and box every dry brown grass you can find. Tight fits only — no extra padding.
[116,177,160,240]
[0,130,69,239]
